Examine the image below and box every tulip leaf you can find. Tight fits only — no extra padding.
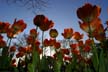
[54,52,63,72]
[99,49,106,72]
[32,51,40,72]
[28,63,33,72]
[0,56,11,69]
[91,45,99,72]
[40,56,49,71]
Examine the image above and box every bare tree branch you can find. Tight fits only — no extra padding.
[1,0,49,13]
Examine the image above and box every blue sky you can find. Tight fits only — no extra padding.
[0,0,108,40]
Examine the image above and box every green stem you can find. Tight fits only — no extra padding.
[42,31,44,57]
[88,23,92,38]
[87,21,99,72]
[8,38,12,47]
[32,27,38,72]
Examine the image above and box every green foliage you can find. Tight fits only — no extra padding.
[99,49,106,72]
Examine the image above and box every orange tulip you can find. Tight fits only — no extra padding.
[26,46,32,53]
[18,46,26,53]
[71,49,80,55]
[12,19,26,32]
[78,40,84,47]
[0,22,10,33]
[34,40,40,49]
[83,45,91,52]
[7,29,15,38]
[54,42,61,49]
[0,35,6,48]
[33,15,47,27]
[10,46,16,52]
[26,35,35,45]
[49,29,58,38]
[85,39,93,46]
[61,48,70,55]
[79,18,101,34]
[93,24,105,41]
[49,38,56,46]
[30,28,38,38]
[43,39,49,47]
[62,28,73,39]
[7,19,27,38]
[39,20,54,31]
[0,39,6,48]
[70,43,78,50]
[70,43,80,55]
[79,21,89,33]
[72,32,83,41]
[16,52,25,58]
[36,48,42,54]
[77,3,101,22]
[33,15,54,31]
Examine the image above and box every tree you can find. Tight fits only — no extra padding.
[1,0,49,13]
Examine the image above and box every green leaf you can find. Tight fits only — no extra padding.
[91,46,99,72]
[33,51,40,65]
[33,51,40,72]
[65,63,72,72]
[92,52,99,72]
[99,50,106,72]
[54,52,63,72]
[0,56,11,69]
[40,56,49,71]
[28,63,33,72]
[54,61,61,72]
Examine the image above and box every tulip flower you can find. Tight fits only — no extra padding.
[39,20,54,31]
[33,15,47,27]
[93,24,106,41]
[0,22,10,33]
[77,3,101,22]
[30,28,38,38]
[49,29,58,38]
[62,28,73,39]
[7,19,27,38]
[33,15,54,31]
[72,32,83,41]
[54,42,61,49]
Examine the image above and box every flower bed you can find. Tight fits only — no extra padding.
[0,3,108,72]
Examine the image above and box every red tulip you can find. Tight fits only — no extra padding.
[93,24,105,41]
[43,39,50,47]
[83,45,91,52]
[10,46,16,52]
[33,15,47,27]
[61,48,70,55]
[49,38,56,46]
[0,22,10,33]
[77,3,101,22]
[39,20,54,31]
[7,19,27,38]
[72,32,83,41]
[30,28,38,38]
[54,42,61,49]
[0,39,6,48]
[79,18,102,35]
[33,15,54,31]
[62,28,73,39]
